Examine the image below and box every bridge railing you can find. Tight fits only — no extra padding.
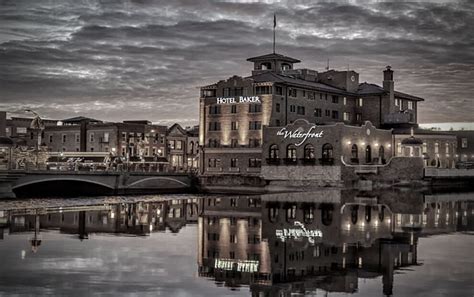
[9,161,198,174]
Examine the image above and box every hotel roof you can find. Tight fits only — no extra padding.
[246,53,301,63]
[249,71,352,95]
[358,83,425,101]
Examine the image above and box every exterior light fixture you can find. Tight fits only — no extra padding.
[347,141,351,145]
[374,143,379,147]
[361,142,366,146]
[388,144,391,148]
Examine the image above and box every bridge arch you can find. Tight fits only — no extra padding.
[126,176,189,188]
[13,178,115,197]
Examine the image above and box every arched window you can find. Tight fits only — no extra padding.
[321,204,334,226]
[379,145,385,163]
[351,205,359,224]
[365,145,372,163]
[287,144,297,161]
[322,143,333,159]
[365,205,371,222]
[378,205,385,222]
[261,62,272,70]
[351,144,358,159]
[304,144,315,159]
[286,204,297,221]
[269,207,279,222]
[269,144,279,159]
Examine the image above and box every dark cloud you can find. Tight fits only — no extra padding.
[0,0,473,125]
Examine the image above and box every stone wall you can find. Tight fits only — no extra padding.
[261,164,342,188]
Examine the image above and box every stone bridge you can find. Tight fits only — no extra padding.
[0,170,195,198]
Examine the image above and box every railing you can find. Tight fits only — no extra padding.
[265,158,334,166]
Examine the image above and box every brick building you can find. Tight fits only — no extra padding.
[199,52,424,176]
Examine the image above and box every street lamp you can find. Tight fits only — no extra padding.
[25,109,45,169]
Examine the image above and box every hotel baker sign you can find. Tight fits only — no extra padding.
[216,96,261,104]
[277,125,324,146]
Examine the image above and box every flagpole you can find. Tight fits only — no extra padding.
[273,14,276,54]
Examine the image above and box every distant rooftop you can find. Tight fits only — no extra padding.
[419,122,474,131]
[247,52,301,63]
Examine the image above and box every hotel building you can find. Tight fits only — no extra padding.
[199,53,424,176]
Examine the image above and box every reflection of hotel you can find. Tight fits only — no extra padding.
[196,192,474,296]
[198,52,460,183]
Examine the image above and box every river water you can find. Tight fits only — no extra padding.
[0,190,473,297]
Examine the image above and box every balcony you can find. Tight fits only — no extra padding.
[228,167,240,172]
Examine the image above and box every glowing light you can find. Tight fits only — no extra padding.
[387,218,391,224]
[346,223,351,230]
[110,211,115,219]
[374,143,379,147]
[347,141,351,145]
[388,144,392,148]
[149,224,153,232]
[361,142,366,146]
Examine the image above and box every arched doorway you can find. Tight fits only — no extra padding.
[365,145,372,163]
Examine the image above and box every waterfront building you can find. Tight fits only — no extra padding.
[198,53,421,177]
[5,116,58,147]
[167,123,199,172]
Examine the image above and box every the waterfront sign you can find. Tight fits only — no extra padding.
[276,126,324,146]
[216,96,261,104]
[275,221,323,244]
[214,259,259,273]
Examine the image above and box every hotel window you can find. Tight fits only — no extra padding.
[445,142,449,154]
[435,142,439,154]
[325,94,328,100]
[297,106,305,115]
[231,121,239,131]
[319,93,323,100]
[49,135,53,143]
[234,87,243,96]
[276,119,281,126]
[176,140,182,150]
[75,133,80,143]
[103,132,109,142]
[343,97,347,105]
[356,113,362,122]
[269,144,279,159]
[231,139,238,147]
[343,112,350,121]
[122,132,127,141]
[249,104,262,113]
[169,140,175,149]
[256,86,272,95]
[302,90,306,98]
[276,86,283,95]
[286,205,297,220]
[286,144,297,161]
[62,134,67,143]
[223,88,231,96]
[423,143,427,153]
[290,105,296,112]
[407,101,414,110]
[89,133,94,142]
[288,88,297,97]
[208,158,220,168]
[231,105,237,114]
[325,110,330,117]
[249,121,262,130]
[332,95,339,104]
[145,147,149,156]
[332,110,339,120]
[202,89,216,97]
[357,98,363,107]
[249,138,261,148]
[248,158,261,168]
[276,103,281,113]
[304,144,315,159]
[461,138,468,148]
[208,122,221,131]
[314,108,322,117]
[230,158,238,168]
[230,234,237,243]
[17,127,27,134]
[209,105,221,115]
[208,139,220,148]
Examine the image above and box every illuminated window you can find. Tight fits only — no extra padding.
[314,108,322,117]
[286,144,297,161]
[231,105,237,114]
[269,144,279,159]
[249,121,261,130]
[249,104,262,113]
[408,101,414,110]
[231,121,238,131]
[343,112,350,121]
[357,98,363,107]
[276,103,280,113]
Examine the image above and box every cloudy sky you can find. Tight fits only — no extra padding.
[0,0,473,126]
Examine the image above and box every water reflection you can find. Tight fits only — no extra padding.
[0,191,472,296]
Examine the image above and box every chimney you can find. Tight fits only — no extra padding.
[0,111,6,137]
[383,66,395,111]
